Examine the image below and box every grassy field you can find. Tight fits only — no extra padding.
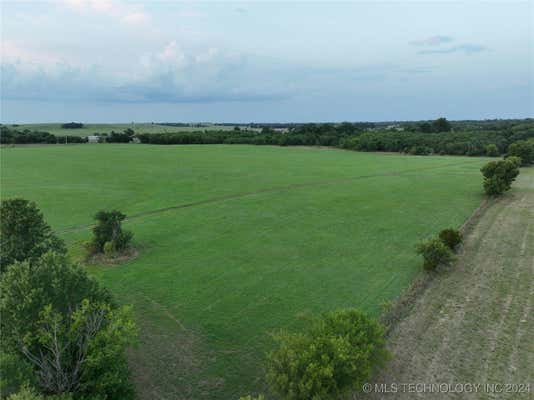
[0,145,490,399]
[9,123,245,137]
[365,168,534,400]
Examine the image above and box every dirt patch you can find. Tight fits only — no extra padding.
[85,246,139,266]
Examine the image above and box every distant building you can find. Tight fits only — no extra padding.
[86,135,100,143]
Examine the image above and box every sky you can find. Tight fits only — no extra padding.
[1,0,533,123]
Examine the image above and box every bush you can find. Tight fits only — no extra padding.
[485,144,499,157]
[0,199,66,272]
[480,158,520,195]
[267,309,388,400]
[238,395,265,400]
[90,210,133,254]
[416,238,454,271]
[438,228,463,250]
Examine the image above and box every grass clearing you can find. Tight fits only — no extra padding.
[0,145,490,398]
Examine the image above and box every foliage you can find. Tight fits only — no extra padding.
[485,144,500,157]
[0,252,135,399]
[134,118,534,158]
[416,238,454,271]
[480,158,520,195]
[106,130,134,143]
[238,395,265,400]
[90,210,133,254]
[0,126,86,144]
[1,352,35,398]
[0,199,66,272]
[267,309,388,400]
[507,140,534,165]
[6,385,73,400]
[438,228,463,250]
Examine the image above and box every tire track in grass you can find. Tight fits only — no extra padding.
[56,159,482,234]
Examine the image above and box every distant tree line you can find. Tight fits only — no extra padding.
[0,126,87,144]
[61,122,84,129]
[137,119,534,158]
[3,119,533,160]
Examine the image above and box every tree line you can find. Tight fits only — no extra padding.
[0,127,86,145]
[2,119,533,160]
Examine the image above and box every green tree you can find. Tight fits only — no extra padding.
[0,252,135,399]
[480,157,521,195]
[485,144,499,157]
[90,210,133,254]
[507,140,534,165]
[0,199,66,272]
[267,309,388,400]
[431,117,451,132]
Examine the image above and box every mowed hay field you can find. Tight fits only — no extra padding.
[0,145,490,399]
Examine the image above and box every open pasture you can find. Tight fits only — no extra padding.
[0,145,489,398]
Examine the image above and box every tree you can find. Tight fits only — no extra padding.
[485,144,499,157]
[431,117,451,133]
[267,309,388,400]
[90,210,133,254]
[480,157,521,195]
[0,199,66,272]
[0,252,135,399]
[507,140,534,165]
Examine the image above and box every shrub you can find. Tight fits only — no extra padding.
[507,140,534,165]
[90,210,133,254]
[416,238,454,271]
[438,228,463,250]
[238,395,265,400]
[485,144,499,157]
[267,309,388,400]
[480,158,520,195]
[0,199,66,272]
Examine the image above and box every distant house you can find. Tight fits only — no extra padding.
[86,135,100,143]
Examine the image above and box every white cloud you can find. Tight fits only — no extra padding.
[63,0,149,24]
[121,11,149,25]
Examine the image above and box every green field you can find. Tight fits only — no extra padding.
[0,145,490,398]
[10,123,246,137]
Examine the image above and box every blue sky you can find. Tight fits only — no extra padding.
[1,1,533,123]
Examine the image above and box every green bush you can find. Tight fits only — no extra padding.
[267,309,388,400]
[90,210,133,254]
[480,158,520,196]
[238,395,265,400]
[416,238,454,271]
[438,229,463,250]
[485,144,499,157]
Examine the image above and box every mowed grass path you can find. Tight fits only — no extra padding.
[0,145,489,399]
